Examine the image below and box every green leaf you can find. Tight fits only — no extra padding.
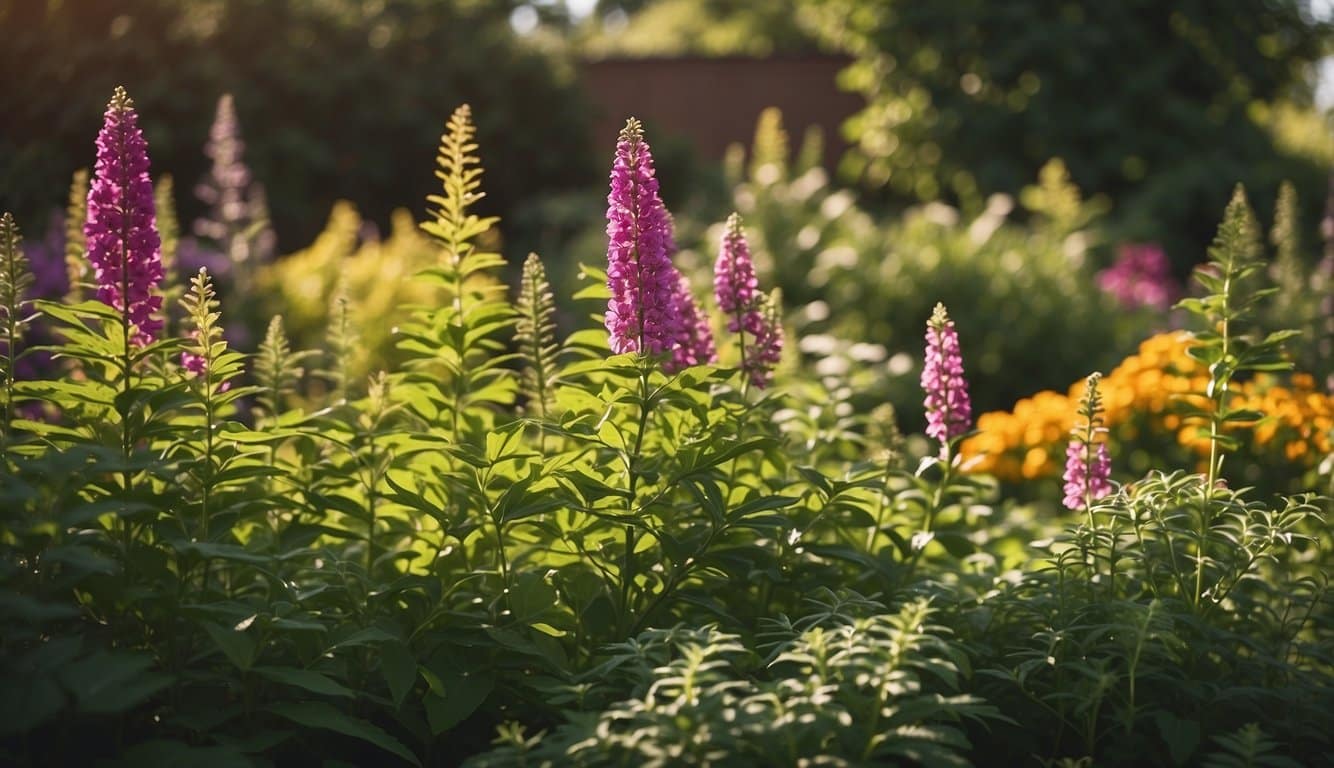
[0,675,65,736]
[268,701,421,766]
[175,541,270,564]
[202,622,257,671]
[58,650,172,714]
[420,668,494,736]
[1155,710,1201,766]
[728,494,799,523]
[380,641,419,710]
[253,666,355,698]
[119,740,254,768]
[326,626,397,652]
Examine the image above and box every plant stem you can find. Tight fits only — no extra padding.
[366,427,377,575]
[906,443,952,580]
[1197,275,1231,609]
[620,363,652,634]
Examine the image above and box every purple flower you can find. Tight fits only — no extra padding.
[194,93,274,269]
[921,302,971,443]
[713,213,781,388]
[24,211,68,300]
[1063,440,1112,511]
[745,292,783,390]
[714,212,759,320]
[665,275,716,373]
[84,86,163,345]
[604,118,683,357]
[1063,372,1112,511]
[1096,243,1180,311]
[180,328,232,392]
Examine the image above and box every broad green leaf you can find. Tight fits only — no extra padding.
[253,666,355,698]
[202,622,257,671]
[268,701,421,766]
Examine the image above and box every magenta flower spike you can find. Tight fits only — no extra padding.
[1063,372,1113,511]
[665,275,716,373]
[921,302,972,444]
[84,86,164,345]
[713,213,781,389]
[1063,441,1112,511]
[1096,243,1180,310]
[746,291,784,389]
[714,213,759,323]
[604,118,682,357]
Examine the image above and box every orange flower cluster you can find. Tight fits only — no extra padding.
[961,332,1334,481]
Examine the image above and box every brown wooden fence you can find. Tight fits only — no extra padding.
[579,55,863,170]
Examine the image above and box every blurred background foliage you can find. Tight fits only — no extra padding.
[582,0,1333,273]
[688,110,1158,424]
[795,0,1334,273]
[0,0,595,248]
[2,0,1331,419]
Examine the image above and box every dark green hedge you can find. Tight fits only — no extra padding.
[0,0,595,247]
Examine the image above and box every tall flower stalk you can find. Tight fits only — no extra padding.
[909,302,973,576]
[714,212,780,390]
[750,290,784,389]
[921,302,972,451]
[85,86,163,502]
[605,118,682,359]
[1063,372,1112,518]
[1176,185,1292,610]
[194,93,273,290]
[603,118,688,632]
[64,169,89,302]
[85,86,164,349]
[1,213,32,446]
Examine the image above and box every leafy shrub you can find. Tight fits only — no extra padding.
[710,109,1156,422]
[796,0,1334,265]
[0,0,592,245]
[0,90,1328,768]
[469,594,1001,767]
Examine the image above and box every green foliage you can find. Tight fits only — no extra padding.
[154,175,183,331]
[0,212,33,443]
[1176,186,1295,491]
[797,0,1333,264]
[0,0,592,246]
[718,109,1153,420]
[1204,724,1306,768]
[577,0,815,57]
[1,101,1328,768]
[253,315,313,424]
[63,168,88,302]
[962,189,1331,765]
[515,252,559,419]
[318,284,358,403]
[470,595,1000,767]
[1262,180,1334,386]
[253,204,444,385]
[397,103,518,434]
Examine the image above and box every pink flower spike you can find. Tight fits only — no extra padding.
[921,303,972,443]
[665,275,716,374]
[1063,440,1112,511]
[1063,372,1112,511]
[714,212,758,319]
[604,118,683,359]
[84,86,164,346]
[745,290,783,390]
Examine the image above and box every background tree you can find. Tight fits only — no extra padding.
[797,0,1333,268]
[0,0,594,247]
